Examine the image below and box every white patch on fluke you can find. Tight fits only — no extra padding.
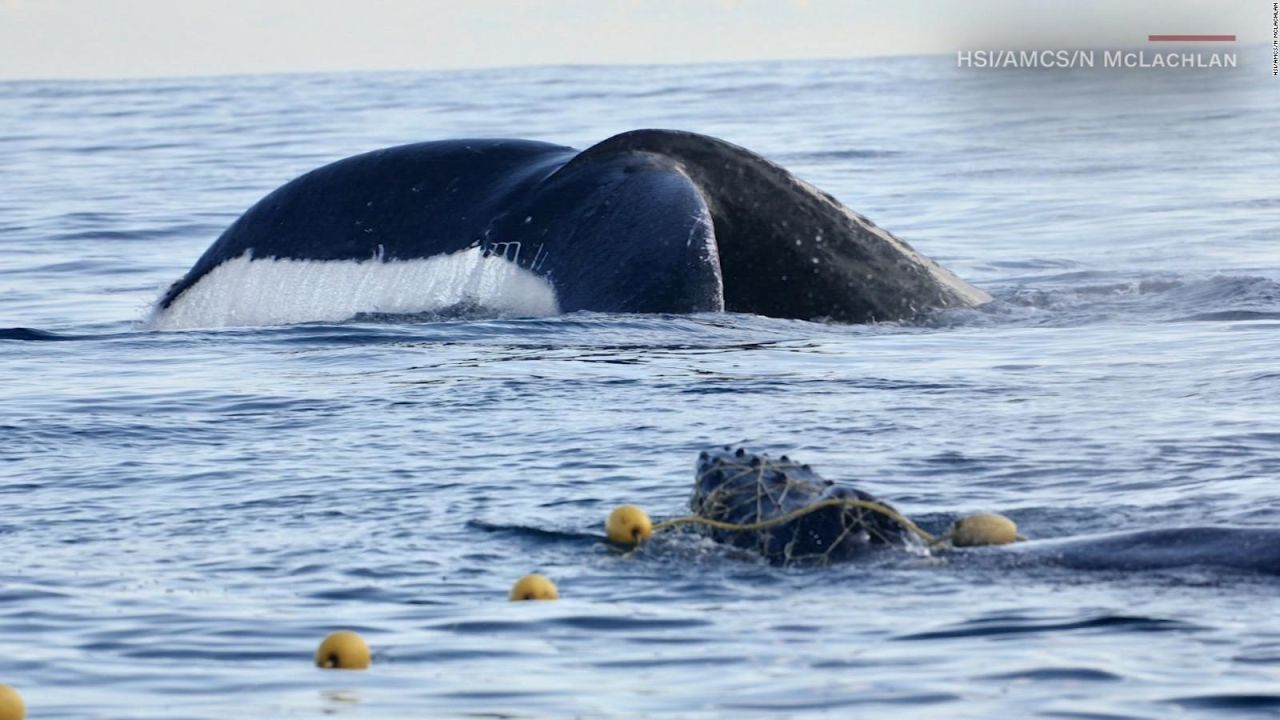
[148,248,560,330]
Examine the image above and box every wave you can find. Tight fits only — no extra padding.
[0,327,81,341]
[930,272,1280,328]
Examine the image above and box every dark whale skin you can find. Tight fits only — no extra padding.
[160,130,990,323]
[691,447,920,565]
[690,449,1280,576]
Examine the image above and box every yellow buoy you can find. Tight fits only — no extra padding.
[314,630,371,670]
[509,573,559,601]
[0,684,24,720]
[606,504,653,546]
[949,513,1020,547]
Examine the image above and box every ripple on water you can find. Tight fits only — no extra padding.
[1,57,1279,719]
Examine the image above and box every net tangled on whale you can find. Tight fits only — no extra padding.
[608,447,1022,566]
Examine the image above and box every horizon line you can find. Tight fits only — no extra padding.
[1,40,1265,84]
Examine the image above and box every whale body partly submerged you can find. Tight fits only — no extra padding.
[691,447,1280,575]
[152,129,989,329]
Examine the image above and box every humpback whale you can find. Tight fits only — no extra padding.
[152,130,990,329]
[685,448,1280,575]
[691,447,924,564]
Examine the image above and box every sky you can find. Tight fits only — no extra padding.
[0,0,1265,80]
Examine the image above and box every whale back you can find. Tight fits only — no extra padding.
[1011,527,1280,575]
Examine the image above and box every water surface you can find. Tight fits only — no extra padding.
[2,55,1279,718]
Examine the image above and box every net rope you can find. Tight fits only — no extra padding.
[653,454,954,563]
[613,453,1023,563]
[653,497,939,545]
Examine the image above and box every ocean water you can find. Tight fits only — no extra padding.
[2,53,1279,718]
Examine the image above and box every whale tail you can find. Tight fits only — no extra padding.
[152,130,989,329]
[567,129,990,323]
[488,144,726,314]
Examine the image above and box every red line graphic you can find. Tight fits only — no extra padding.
[1147,34,1236,42]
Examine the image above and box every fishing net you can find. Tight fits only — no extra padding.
[680,447,929,565]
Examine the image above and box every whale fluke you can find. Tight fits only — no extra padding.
[153,130,989,329]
